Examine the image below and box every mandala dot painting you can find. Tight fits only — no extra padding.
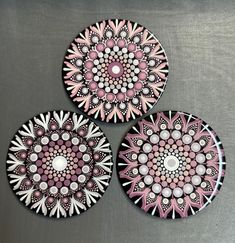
[117,111,226,219]
[7,111,113,218]
[63,19,168,123]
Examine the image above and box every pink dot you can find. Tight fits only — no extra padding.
[154,177,160,183]
[85,71,93,80]
[116,92,125,101]
[48,197,54,203]
[153,145,159,152]
[117,39,126,48]
[89,51,97,59]
[149,169,155,176]
[89,81,98,90]
[185,176,191,182]
[126,89,135,98]
[168,139,174,145]
[48,180,54,186]
[138,72,147,81]
[191,160,197,167]
[64,180,70,186]
[34,191,41,197]
[135,50,144,59]
[178,181,184,187]
[184,145,190,152]
[128,43,136,52]
[37,168,44,174]
[85,60,93,69]
[96,43,105,52]
[41,175,47,181]
[161,181,167,187]
[97,89,105,98]
[77,152,82,158]
[189,152,195,159]
[71,175,78,181]
[134,81,143,90]
[65,141,72,147]
[78,160,84,167]
[106,93,115,102]
[106,39,115,48]
[56,181,62,188]
[176,140,183,146]
[148,153,154,159]
[66,174,71,179]
[170,182,176,189]
[159,141,165,147]
[189,169,195,175]
[139,61,147,70]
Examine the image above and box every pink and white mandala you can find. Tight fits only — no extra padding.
[63,19,168,123]
[7,111,113,218]
[117,111,226,218]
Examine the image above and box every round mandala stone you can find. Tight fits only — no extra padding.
[117,111,226,219]
[7,111,113,218]
[63,19,169,123]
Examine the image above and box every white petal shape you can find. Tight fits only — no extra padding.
[31,196,47,215]
[19,120,35,138]
[49,199,67,218]
[69,196,86,216]
[7,153,23,171]
[16,187,35,206]
[34,112,50,131]
[53,110,70,128]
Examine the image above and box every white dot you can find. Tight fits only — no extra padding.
[39,182,48,190]
[92,97,99,104]
[143,143,152,153]
[120,31,127,37]
[62,132,70,141]
[164,155,180,171]
[190,193,196,199]
[139,181,145,188]
[78,175,86,183]
[76,74,83,81]
[149,75,155,82]
[144,46,150,53]
[106,31,112,38]
[131,153,137,160]
[134,36,140,43]
[122,47,127,53]
[76,59,83,66]
[182,135,192,144]
[150,134,159,144]
[175,124,181,130]
[191,175,202,185]
[139,165,149,175]
[171,130,181,140]
[196,153,205,163]
[52,156,68,171]
[82,154,91,162]
[121,87,127,93]
[152,183,162,194]
[51,133,59,141]
[82,46,88,53]
[160,130,170,140]
[41,137,49,145]
[201,182,207,188]
[149,192,155,199]
[105,103,112,110]
[191,142,201,152]
[173,187,183,198]
[30,153,38,162]
[70,182,78,190]
[105,47,111,54]
[72,137,79,145]
[50,186,58,194]
[163,198,169,204]
[60,187,69,195]
[92,36,99,43]
[33,174,41,182]
[82,87,88,94]
[132,98,139,105]
[183,183,194,194]
[138,153,148,164]
[149,60,155,66]
[119,103,126,109]
[177,198,184,204]
[144,175,153,185]
[34,145,42,153]
[29,164,37,173]
[199,139,206,146]
[160,124,167,130]
[79,144,87,152]
[206,153,212,160]
[132,168,138,175]
[82,165,90,173]
[189,129,195,136]
[162,188,172,198]
[137,140,143,146]
[196,165,206,175]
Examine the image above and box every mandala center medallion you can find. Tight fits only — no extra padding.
[108,62,123,78]
[52,156,68,171]
[163,155,179,171]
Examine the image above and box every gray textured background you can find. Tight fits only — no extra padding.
[0,0,235,242]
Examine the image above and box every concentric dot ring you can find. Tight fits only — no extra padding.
[6,111,113,218]
[63,19,169,123]
[117,111,226,219]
